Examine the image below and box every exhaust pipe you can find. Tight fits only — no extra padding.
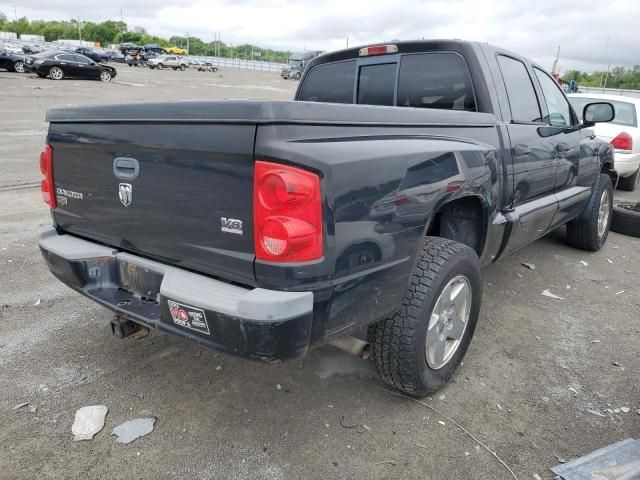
[329,336,370,359]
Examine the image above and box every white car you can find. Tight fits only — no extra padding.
[569,93,640,191]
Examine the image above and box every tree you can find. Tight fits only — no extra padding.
[0,11,7,24]
[132,26,147,35]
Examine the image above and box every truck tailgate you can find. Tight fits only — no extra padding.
[48,121,256,286]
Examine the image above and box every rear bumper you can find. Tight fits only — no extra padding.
[614,151,640,178]
[39,227,314,362]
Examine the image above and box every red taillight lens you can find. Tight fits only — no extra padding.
[611,132,633,151]
[254,161,322,262]
[39,145,56,208]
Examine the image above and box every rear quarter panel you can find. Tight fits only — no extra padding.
[255,123,502,341]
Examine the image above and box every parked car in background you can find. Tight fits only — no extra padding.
[25,50,117,82]
[164,46,187,55]
[39,40,616,396]
[0,48,26,72]
[74,47,110,64]
[107,50,125,63]
[569,93,640,191]
[147,55,188,70]
[189,57,218,72]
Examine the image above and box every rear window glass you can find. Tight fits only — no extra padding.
[569,97,637,127]
[497,55,542,123]
[358,63,396,106]
[298,60,355,104]
[397,53,476,111]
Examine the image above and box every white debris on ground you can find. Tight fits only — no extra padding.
[72,405,108,441]
[542,289,565,300]
[579,260,589,266]
[111,418,156,444]
[521,262,536,270]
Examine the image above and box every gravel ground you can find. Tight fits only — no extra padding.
[0,66,638,480]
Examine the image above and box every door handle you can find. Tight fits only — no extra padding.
[113,157,140,180]
[512,144,531,157]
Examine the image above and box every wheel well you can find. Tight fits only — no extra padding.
[601,161,617,185]
[426,196,485,256]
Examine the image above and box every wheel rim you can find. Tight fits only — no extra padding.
[50,67,62,79]
[100,70,111,82]
[15,61,24,72]
[598,189,610,238]
[425,275,471,370]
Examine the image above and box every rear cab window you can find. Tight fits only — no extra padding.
[496,55,542,123]
[298,51,476,111]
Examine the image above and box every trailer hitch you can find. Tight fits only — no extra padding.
[110,315,149,339]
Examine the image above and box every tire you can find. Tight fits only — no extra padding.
[157,63,163,70]
[49,66,64,80]
[13,61,25,73]
[100,70,112,82]
[611,203,640,237]
[100,58,108,64]
[617,168,639,192]
[566,174,613,251]
[368,237,482,396]
[179,64,186,71]
[212,67,217,72]
[295,72,301,80]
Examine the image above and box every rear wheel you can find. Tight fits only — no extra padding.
[294,72,301,80]
[49,66,64,80]
[617,168,639,192]
[566,174,613,251]
[368,237,482,396]
[100,70,112,82]
[157,63,163,70]
[179,64,186,71]
[100,58,108,64]
[13,61,25,73]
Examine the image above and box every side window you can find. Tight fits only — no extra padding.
[74,55,88,63]
[57,54,74,62]
[497,55,542,123]
[357,63,396,106]
[397,53,476,111]
[298,60,356,104]
[533,68,573,127]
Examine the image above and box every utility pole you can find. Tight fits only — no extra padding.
[12,4,17,21]
[120,8,124,40]
[78,18,82,44]
[346,36,349,48]
[186,32,189,55]
[599,37,610,88]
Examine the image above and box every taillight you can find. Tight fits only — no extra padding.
[254,160,322,262]
[358,44,398,57]
[39,145,56,208]
[611,132,633,151]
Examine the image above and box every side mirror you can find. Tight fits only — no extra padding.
[583,102,615,125]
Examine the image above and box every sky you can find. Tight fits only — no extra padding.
[1,0,638,72]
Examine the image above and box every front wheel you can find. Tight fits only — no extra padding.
[566,173,613,251]
[156,63,163,70]
[49,66,64,80]
[100,70,112,82]
[13,61,25,73]
[179,64,186,71]
[368,237,482,396]
[294,72,301,80]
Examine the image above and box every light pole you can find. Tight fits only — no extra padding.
[78,18,82,44]
[186,32,189,55]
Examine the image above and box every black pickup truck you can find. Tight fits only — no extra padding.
[39,40,615,396]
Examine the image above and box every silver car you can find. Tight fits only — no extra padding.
[147,55,188,71]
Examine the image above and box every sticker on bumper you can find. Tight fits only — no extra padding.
[167,300,210,335]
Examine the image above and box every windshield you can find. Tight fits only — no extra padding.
[570,97,637,127]
[288,59,303,68]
